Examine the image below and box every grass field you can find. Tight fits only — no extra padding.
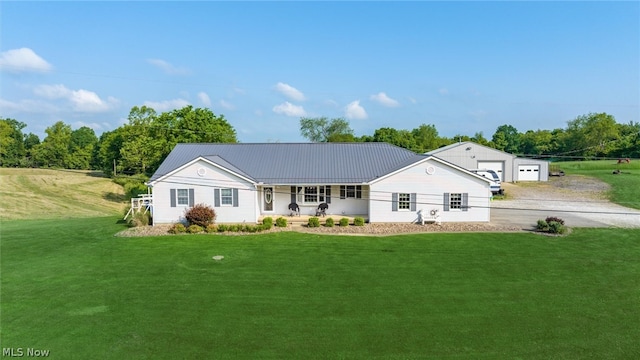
[554,160,640,209]
[0,168,126,220]
[2,217,640,359]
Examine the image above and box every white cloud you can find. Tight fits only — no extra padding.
[324,99,339,108]
[408,97,417,104]
[198,92,211,107]
[344,100,367,120]
[439,88,449,95]
[0,98,58,113]
[272,101,306,117]
[219,99,234,110]
[143,98,190,112]
[274,82,305,101]
[33,84,118,112]
[147,58,190,75]
[370,92,399,107]
[0,48,52,73]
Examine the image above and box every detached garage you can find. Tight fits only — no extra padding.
[427,141,549,182]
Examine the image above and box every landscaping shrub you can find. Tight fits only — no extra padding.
[262,217,273,229]
[548,221,567,234]
[339,217,350,227]
[545,216,565,225]
[124,182,149,199]
[325,217,334,227]
[354,217,365,226]
[168,223,186,234]
[228,224,240,232]
[184,204,216,227]
[128,211,151,227]
[276,217,288,227]
[308,217,320,228]
[187,224,203,234]
[217,224,228,232]
[205,224,218,233]
[536,219,549,231]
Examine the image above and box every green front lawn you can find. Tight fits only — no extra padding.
[2,217,639,359]
[555,160,640,209]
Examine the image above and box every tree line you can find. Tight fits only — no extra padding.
[299,113,640,159]
[1,109,638,178]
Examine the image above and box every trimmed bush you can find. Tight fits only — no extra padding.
[354,217,365,226]
[187,224,203,234]
[325,217,334,227]
[262,217,273,229]
[276,217,288,227]
[548,221,567,234]
[217,224,228,232]
[536,219,549,231]
[228,224,240,232]
[308,217,320,228]
[184,204,216,227]
[205,224,218,233]
[545,216,565,225]
[339,217,350,227]
[168,223,186,234]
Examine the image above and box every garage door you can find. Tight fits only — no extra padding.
[477,161,504,181]
[518,165,540,181]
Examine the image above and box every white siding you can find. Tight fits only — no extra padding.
[369,159,491,223]
[152,160,257,224]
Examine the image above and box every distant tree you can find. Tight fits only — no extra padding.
[32,121,72,168]
[565,113,619,157]
[611,121,640,158]
[411,124,441,152]
[520,129,554,156]
[372,127,417,151]
[95,128,125,176]
[67,126,98,169]
[119,106,162,175]
[300,117,354,142]
[492,125,521,154]
[0,118,26,167]
[470,131,490,146]
[22,132,40,167]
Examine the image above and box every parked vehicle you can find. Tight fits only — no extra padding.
[470,169,503,195]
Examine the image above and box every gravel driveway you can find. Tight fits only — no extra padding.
[491,175,640,229]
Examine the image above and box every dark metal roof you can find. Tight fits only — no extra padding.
[149,143,427,184]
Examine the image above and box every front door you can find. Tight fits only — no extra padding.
[263,187,274,212]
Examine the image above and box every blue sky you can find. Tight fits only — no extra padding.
[1,1,638,143]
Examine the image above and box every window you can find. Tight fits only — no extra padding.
[398,193,411,210]
[214,188,238,207]
[449,193,462,210]
[296,186,328,204]
[220,188,233,206]
[177,189,189,206]
[340,185,362,199]
[444,192,468,212]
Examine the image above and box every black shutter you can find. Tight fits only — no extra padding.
[392,193,398,211]
[170,189,176,207]
[291,186,296,204]
[340,185,346,199]
[410,193,417,211]
[462,193,469,212]
[214,189,220,207]
[326,186,331,204]
[444,193,450,211]
[188,189,195,207]
[233,188,239,207]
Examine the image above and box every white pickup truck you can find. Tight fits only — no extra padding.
[470,169,504,195]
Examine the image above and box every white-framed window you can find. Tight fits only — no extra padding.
[296,186,327,204]
[340,185,362,199]
[177,189,189,206]
[398,193,411,210]
[220,188,233,206]
[449,193,462,210]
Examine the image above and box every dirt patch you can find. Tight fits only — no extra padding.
[502,175,610,201]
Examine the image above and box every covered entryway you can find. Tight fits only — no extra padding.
[517,165,540,181]
[477,161,504,181]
